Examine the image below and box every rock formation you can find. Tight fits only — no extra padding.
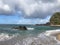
[13,26,27,30]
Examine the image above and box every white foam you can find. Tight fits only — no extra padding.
[27,27,34,30]
[44,29,60,36]
[37,29,60,44]
[22,36,57,45]
[0,33,15,41]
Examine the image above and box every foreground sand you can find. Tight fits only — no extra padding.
[50,25,60,26]
[56,33,60,41]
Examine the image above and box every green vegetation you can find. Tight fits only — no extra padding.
[50,12,60,25]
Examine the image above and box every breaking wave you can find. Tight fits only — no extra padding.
[27,27,34,30]
[21,29,60,45]
[0,29,60,45]
[0,33,15,41]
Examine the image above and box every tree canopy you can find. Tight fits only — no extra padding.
[50,12,60,25]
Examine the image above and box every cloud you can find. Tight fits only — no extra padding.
[0,0,13,15]
[18,0,60,18]
[0,0,60,18]
[0,0,18,15]
[40,0,57,3]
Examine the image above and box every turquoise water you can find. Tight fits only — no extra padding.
[0,24,60,45]
[0,24,60,35]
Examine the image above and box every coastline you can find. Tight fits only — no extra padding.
[35,24,60,26]
[50,25,60,26]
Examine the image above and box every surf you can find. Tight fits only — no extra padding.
[27,27,34,30]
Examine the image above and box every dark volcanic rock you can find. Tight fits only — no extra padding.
[13,26,27,30]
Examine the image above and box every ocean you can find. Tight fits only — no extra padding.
[0,24,60,45]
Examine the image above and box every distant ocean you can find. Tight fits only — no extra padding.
[0,24,60,45]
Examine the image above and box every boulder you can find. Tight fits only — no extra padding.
[14,26,27,30]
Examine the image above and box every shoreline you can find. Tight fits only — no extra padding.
[50,25,60,26]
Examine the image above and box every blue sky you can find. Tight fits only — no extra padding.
[0,15,50,24]
[0,0,60,24]
[0,15,19,24]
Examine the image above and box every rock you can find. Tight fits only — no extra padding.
[13,26,27,30]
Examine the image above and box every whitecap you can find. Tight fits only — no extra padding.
[27,27,34,30]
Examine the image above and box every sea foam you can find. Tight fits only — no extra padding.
[0,33,15,41]
[19,29,60,45]
[44,29,60,36]
[1,29,60,45]
[27,27,34,30]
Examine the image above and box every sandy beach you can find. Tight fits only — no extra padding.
[56,33,60,41]
[50,25,60,26]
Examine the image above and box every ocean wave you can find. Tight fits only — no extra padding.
[0,33,21,45]
[21,29,60,45]
[0,33,17,41]
[22,36,57,45]
[1,29,60,45]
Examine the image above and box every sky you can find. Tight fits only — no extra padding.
[0,0,60,24]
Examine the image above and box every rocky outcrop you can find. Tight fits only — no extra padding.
[13,26,27,30]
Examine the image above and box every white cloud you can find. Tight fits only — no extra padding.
[0,0,60,18]
[0,0,15,15]
[17,0,60,18]
[0,0,12,14]
[3,5,10,11]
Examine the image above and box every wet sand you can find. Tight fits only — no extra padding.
[56,33,60,41]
